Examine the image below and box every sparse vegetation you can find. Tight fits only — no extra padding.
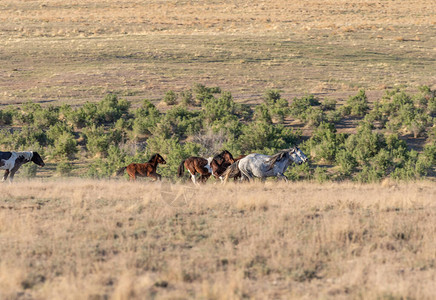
[0,86,434,181]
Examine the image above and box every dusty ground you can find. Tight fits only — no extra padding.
[1,0,435,106]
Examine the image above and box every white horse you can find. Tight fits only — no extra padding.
[223,147,308,182]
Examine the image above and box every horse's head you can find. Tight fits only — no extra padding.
[288,148,304,165]
[294,147,308,163]
[289,147,308,164]
[155,154,166,165]
[31,152,45,167]
[221,150,235,163]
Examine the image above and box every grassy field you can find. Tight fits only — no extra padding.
[0,179,435,299]
[1,0,435,106]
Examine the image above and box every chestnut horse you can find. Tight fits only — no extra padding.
[177,156,213,184]
[116,153,166,181]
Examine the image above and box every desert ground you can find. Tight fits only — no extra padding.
[0,179,435,299]
[1,0,435,106]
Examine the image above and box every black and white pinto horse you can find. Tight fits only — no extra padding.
[0,151,45,182]
[223,147,308,183]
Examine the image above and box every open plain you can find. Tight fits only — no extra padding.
[1,0,435,106]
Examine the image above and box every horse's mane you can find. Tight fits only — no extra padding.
[16,151,34,160]
[266,150,289,170]
[148,153,159,163]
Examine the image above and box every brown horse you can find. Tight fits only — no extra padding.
[116,153,166,181]
[177,156,214,184]
[210,150,236,181]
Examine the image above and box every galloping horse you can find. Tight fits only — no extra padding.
[116,153,166,181]
[177,156,213,184]
[178,150,238,184]
[223,147,308,183]
[0,151,45,182]
[210,150,236,180]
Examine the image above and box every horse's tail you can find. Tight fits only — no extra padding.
[115,166,127,177]
[177,160,186,177]
[222,161,240,183]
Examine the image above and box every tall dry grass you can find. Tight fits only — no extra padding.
[0,179,434,299]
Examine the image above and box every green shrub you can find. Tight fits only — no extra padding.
[335,149,356,176]
[305,107,325,127]
[96,94,130,123]
[50,131,78,159]
[322,98,336,111]
[305,122,341,163]
[254,104,273,124]
[314,167,329,183]
[344,123,385,163]
[193,83,220,104]
[263,90,289,123]
[325,110,342,124]
[180,90,194,106]
[163,90,178,105]
[70,102,98,128]
[83,125,112,156]
[132,100,161,137]
[11,126,48,149]
[289,94,320,120]
[355,164,383,183]
[161,106,203,138]
[343,89,369,117]
[87,145,130,178]
[285,162,312,181]
[0,106,17,125]
[238,121,299,154]
[56,161,73,176]
[202,92,237,124]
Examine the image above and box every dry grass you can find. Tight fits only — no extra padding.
[0,179,435,299]
[1,0,435,105]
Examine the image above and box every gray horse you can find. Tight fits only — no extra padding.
[223,147,308,182]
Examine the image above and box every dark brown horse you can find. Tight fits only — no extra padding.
[116,153,166,181]
[177,156,213,184]
[210,150,236,181]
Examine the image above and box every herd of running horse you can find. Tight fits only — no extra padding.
[0,147,308,183]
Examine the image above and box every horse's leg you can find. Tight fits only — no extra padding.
[188,170,197,185]
[128,171,136,181]
[277,173,288,182]
[8,164,22,183]
[199,173,211,183]
[149,172,161,181]
[2,170,10,182]
[239,167,252,182]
